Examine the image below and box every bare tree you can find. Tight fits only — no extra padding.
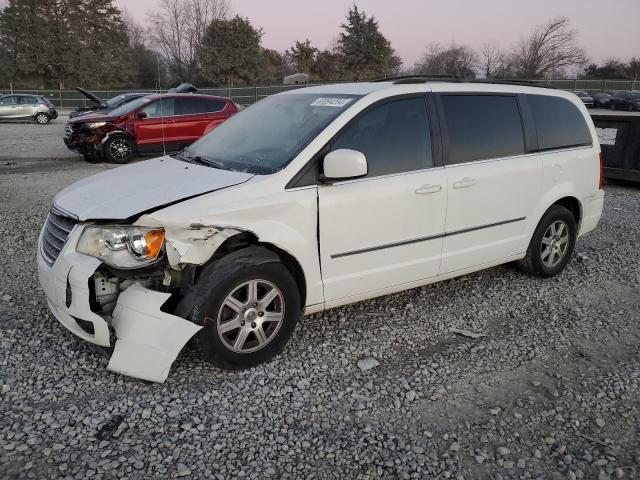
[510,17,587,78]
[415,43,479,78]
[147,0,231,81]
[480,42,506,78]
[122,10,146,47]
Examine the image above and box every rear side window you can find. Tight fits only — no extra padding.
[331,97,432,177]
[528,95,592,150]
[176,97,226,115]
[21,96,37,104]
[441,95,525,164]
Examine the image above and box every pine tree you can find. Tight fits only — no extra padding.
[337,5,401,80]
[198,16,262,86]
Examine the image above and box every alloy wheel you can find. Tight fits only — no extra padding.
[216,279,285,354]
[541,220,570,268]
[109,139,131,161]
[36,113,48,124]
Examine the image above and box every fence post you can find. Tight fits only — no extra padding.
[603,79,607,93]
[59,90,63,109]
[255,86,258,104]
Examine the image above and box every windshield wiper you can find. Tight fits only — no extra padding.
[175,150,226,169]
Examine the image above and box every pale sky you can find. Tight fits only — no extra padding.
[116,0,640,67]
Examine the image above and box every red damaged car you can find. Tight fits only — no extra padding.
[64,93,240,163]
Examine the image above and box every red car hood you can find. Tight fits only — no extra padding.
[68,112,119,124]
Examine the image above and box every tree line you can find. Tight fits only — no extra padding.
[0,0,637,90]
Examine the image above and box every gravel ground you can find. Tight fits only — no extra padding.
[0,115,80,162]
[1,160,639,480]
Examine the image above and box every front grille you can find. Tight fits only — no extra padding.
[41,207,78,266]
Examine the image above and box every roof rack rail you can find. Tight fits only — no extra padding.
[373,75,556,89]
[373,74,463,83]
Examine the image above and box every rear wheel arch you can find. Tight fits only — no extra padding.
[552,196,582,228]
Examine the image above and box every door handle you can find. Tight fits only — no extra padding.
[452,178,477,189]
[415,184,442,194]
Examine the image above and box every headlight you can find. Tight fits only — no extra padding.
[77,226,165,269]
[86,121,107,129]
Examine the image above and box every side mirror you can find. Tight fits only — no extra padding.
[321,149,368,183]
[136,111,147,120]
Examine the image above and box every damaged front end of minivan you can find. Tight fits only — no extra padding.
[38,206,249,383]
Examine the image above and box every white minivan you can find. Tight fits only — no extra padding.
[38,79,605,382]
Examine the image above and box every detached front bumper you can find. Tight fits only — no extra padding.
[37,226,202,383]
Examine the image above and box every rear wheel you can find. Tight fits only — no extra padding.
[104,135,135,164]
[34,112,50,124]
[516,205,577,278]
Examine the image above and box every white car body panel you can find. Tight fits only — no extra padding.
[54,156,253,221]
[318,167,447,301]
[441,153,542,273]
[37,80,605,382]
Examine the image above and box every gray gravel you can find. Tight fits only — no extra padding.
[1,160,639,480]
[0,115,81,162]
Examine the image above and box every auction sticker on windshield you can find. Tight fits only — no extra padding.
[311,97,354,107]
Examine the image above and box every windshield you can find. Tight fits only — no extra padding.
[109,96,151,116]
[631,92,640,100]
[184,93,361,174]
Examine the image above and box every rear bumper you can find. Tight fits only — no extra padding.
[579,189,605,237]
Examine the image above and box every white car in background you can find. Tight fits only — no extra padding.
[37,78,604,382]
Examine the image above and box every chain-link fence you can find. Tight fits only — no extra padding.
[1,79,638,109]
[0,84,317,109]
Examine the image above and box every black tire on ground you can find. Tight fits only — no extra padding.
[103,135,135,164]
[516,205,577,278]
[34,112,50,125]
[179,246,301,369]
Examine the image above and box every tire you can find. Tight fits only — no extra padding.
[180,246,301,369]
[103,135,135,164]
[34,112,50,125]
[516,205,577,278]
[628,104,634,112]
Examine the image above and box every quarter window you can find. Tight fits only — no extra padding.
[441,95,525,164]
[331,97,432,177]
[528,95,592,150]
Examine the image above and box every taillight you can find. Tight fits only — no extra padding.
[598,151,603,189]
[39,104,49,109]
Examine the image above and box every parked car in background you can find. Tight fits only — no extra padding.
[69,87,149,119]
[608,90,640,111]
[64,93,238,163]
[41,79,604,382]
[592,92,612,109]
[574,91,594,108]
[0,94,58,124]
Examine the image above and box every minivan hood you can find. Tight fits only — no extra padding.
[54,156,254,221]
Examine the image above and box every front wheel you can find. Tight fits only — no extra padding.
[104,135,135,164]
[184,247,301,369]
[34,112,50,124]
[516,205,577,278]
